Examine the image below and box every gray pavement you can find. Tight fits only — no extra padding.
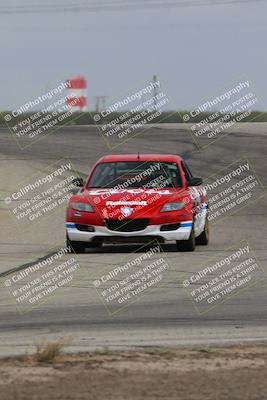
[0,123,266,356]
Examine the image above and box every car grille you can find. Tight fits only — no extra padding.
[94,236,164,244]
[105,219,149,232]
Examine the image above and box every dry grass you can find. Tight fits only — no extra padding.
[34,337,72,363]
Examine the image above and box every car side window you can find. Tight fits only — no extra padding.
[181,161,193,182]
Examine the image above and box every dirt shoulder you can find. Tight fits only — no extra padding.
[1,344,267,399]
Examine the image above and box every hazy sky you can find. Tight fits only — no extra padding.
[0,0,267,111]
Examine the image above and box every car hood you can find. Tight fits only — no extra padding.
[75,187,188,219]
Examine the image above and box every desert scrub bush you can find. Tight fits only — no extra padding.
[34,337,72,363]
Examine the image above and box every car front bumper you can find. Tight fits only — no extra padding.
[66,221,193,243]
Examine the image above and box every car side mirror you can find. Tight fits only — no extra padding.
[187,177,203,186]
[72,177,85,187]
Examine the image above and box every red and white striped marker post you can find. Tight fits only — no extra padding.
[66,76,87,111]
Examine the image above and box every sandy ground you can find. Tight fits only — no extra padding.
[0,345,267,399]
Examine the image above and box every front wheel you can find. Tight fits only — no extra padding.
[66,235,102,253]
[176,225,195,252]
[67,239,86,254]
[195,218,209,245]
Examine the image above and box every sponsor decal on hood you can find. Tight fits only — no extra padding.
[106,201,148,206]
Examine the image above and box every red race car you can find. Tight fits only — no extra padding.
[66,154,209,252]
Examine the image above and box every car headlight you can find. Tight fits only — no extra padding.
[71,202,94,212]
[160,202,186,212]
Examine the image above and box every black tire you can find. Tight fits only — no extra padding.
[66,235,86,254]
[196,218,209,245]
[176,225,196,252]
[66,235,102,253]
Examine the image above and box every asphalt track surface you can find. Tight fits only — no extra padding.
[0,123,266,356]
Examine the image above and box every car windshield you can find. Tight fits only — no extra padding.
[88,161,182,189]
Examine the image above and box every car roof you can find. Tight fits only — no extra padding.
[97,154,182,163]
